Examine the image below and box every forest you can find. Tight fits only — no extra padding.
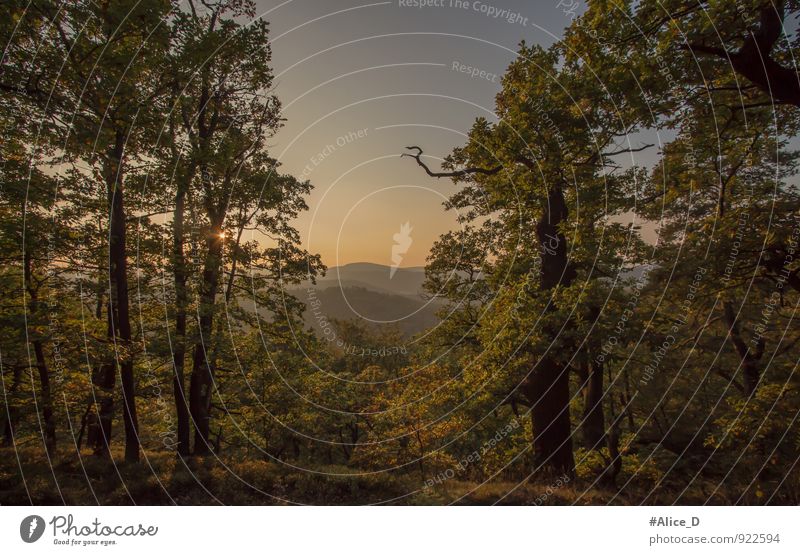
[1,0,799,505]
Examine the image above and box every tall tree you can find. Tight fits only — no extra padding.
[21,0,173,461]
[166,0,320,454]
[408,42,649,474]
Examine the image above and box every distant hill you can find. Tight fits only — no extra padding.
[293,263,655,339]
[294,263,439,337]
[303,262,427,298]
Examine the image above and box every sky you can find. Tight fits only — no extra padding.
[249,0,578,268]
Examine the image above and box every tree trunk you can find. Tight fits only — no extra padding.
[601,419,622,487]
[580,357,605,450]
[92,358,116,456]
[23,250,56,453]
[523,357,575,474]
[33,340,55,453]
[87,272,111,455]
[723,301,763,396]
[76,402,93,450]
[524,187,576,475]
[171,175,191,457]
[203,218,244,429]
[106,131,139,463]
[189,218,223,456]
[1,366,23,447]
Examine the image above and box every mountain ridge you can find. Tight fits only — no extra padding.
[295,262,438,337]
[302,262,428,298]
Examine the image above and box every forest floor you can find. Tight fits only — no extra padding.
[0,447,773,505]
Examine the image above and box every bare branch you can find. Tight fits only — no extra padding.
[401,146,502,179]
[603,143,655,157]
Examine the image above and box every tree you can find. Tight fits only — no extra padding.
[5,0,174,462]
[162,0,321,455]
[407,41,651,475]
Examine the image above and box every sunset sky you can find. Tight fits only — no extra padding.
[254,0,573,268]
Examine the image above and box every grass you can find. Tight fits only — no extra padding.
[0,446,792,505]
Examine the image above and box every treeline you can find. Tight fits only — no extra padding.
[1,0,799,504]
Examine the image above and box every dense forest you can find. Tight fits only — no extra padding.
[1,0,799,505]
